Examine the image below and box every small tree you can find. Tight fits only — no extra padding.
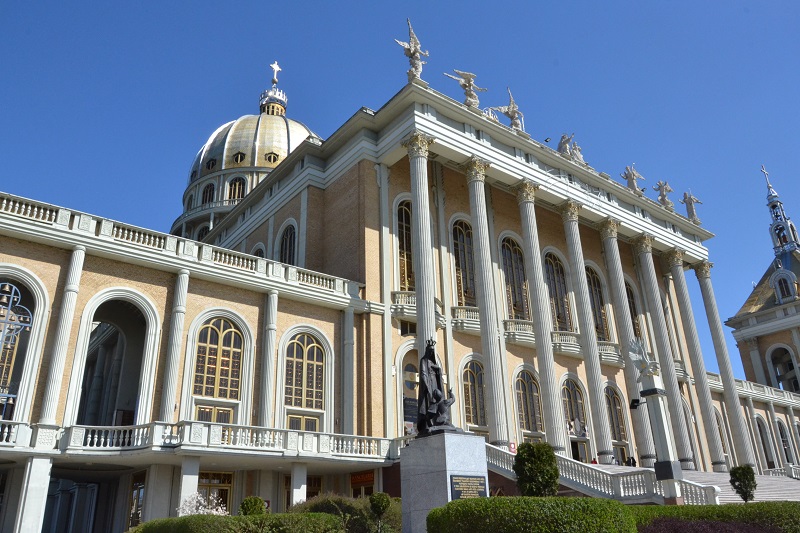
[369,492,391,533]
[730,464,757,502]
[238,495,267,515]
[512,442,559,497]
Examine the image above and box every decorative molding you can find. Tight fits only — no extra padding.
[559,200,581,222]
[462,156,490,184]
[633,234,653,255]
[401,131,435,158]
[514,181,538,204]
[745,337,759,349]
[599,218,619,240]
[693,261,713,279]
[665,248,685,267]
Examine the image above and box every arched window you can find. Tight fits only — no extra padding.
[284,333,324,431]
[625,283,642,339]
[545,253,572,331]
[452,220,476,307]
[562,378,586,435]
[770,347,798,392]
[253,248,265,258]
[778,278,792,299]
[400,349,419,435]
[586,268,609,341]
[280,225,296,266]
[228,177,246,200]
[201,183,215,205]
[192,317,243,423]
[604,386,627,441]
[197,226,210,241]
[756,418,775,469]
[715,409,729,456]
[502,238,529,320]
[516,370,543,436]
[397,201,414,291]
[186,195,194,212]
[778,420,794,464]
[463,361,486,427]
[0,281,33,420]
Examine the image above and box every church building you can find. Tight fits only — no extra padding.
[1,27,799,532]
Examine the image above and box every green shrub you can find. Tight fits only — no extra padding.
[288,492,401,533]
[127,512,342,533]
[512,442,559,497]
[427,497,637,533]
[239,496,267,516]
[629,501,800,533]
[729,464,757,503]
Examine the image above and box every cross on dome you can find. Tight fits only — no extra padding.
[270,61,281,86]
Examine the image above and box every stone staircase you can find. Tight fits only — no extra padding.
[681,469,800,504]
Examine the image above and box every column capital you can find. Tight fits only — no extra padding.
[745,337,759,349]
[693,260,713,279]
[559,200,581,222]
[665,248,685,267]
[402,131,435,158]
[462,156,491,183]
[515,181,538,204]
[632,234,653,255]
[599,218,619,240]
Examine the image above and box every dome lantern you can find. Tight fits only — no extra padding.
[259,61,287,116]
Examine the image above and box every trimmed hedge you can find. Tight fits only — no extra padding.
[630,501,800,533]
[427,497,637,533]
[127,512,342,533]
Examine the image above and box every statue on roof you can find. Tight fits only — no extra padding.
[395,19,429,82]
[570,141,585,165]
[489,87,525,131]
[653,180,674,211]
[629,338,659,382]
[444,70,487,108]
[557,133,574,157]
[679,191,702,225]
[621,164,645,196]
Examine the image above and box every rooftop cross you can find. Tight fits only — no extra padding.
[270,61,281,86]
[761,165,772,187]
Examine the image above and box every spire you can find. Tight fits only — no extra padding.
[762,166,799,255]
[259,60,287,116]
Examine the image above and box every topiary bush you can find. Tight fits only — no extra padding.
[427,497,637,533]
[512,442,559,497]
[729,464,757,503]
[238,495,267,516]
[369,492,392,533]
[629,501,800,533]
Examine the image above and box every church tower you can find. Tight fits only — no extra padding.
[764,166,800,258]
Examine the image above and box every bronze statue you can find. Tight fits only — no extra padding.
[417,339,456,434]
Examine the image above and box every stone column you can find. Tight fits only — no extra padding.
[694,261,757,467]
[178,456,200,510]
[633,235,695,469]
[464,156,510,446]
[666,249,727,472]
[401,132,437,361]
[516,182,568,455]
[788,406,800,463]
[342,306,355,435]
[560,201,614,463]
[767,401,785,468]
[599,219,656,467]
[39,245,86,425]
[745,338,767,384]
[259,290,278,427]
[160,269,190,422]
[12,456,53,533]
[745,397,766,470]
[290,462,308,506]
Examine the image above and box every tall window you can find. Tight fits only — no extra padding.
[605,386,627,441]
[397,201,414,291]
[778,420,794,463]
[185,195,194,211]
[284,333,324,431]
[586,268,609,341]
[201,183,215,205]
[516,371,543,435]
[715,409,729,455]
[545,253,572,331]
[562,379,586,434]
[463,361,486,427]
[280,225,296,266]
[625,283,642,339]
[452,220,476,306]
[228,177,246,200]
[197,226,210,241]
[193,318,243,401]
[198,472,232,512]
[502,238,529,320]
[0,281,32,420]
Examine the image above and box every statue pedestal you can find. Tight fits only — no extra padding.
[400,432,488,533]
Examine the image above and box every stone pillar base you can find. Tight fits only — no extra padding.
[400,432,488,533]
[663,496,685,505]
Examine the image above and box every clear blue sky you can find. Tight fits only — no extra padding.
[2,2,799,380]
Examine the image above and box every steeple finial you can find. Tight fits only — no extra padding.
[259,60,287,116]
[270,61,281,86]
[761,165,771,187]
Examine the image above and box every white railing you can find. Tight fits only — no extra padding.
[66,424,154,450]
[452,306,480,321]
[675,480,720,505]
[485,443,516,477]
[212,249,259,272]
[764,467,785,477]
[392,291,416,305]
[597,341,621,357]
[551,331,580,345]
[296,269,337,291]
[0,196,58,224]
[112,223,168,250]
[504,320,535,334]
[0,421,28,446]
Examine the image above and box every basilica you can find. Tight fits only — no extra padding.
[1,27,800,533]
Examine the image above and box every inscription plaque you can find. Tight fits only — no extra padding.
[449,475,487,499]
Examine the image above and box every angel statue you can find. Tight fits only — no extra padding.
[557,133,574,157]
[621,165,644,196]
[653,180,674,211]
[489,87,525,131]
[395,19,429,82]
[570,141,585,165]
[444,69,487,108]
[679,191,702,225]
[629,338,659,383]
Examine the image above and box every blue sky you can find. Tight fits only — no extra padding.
[2,2,799,380]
